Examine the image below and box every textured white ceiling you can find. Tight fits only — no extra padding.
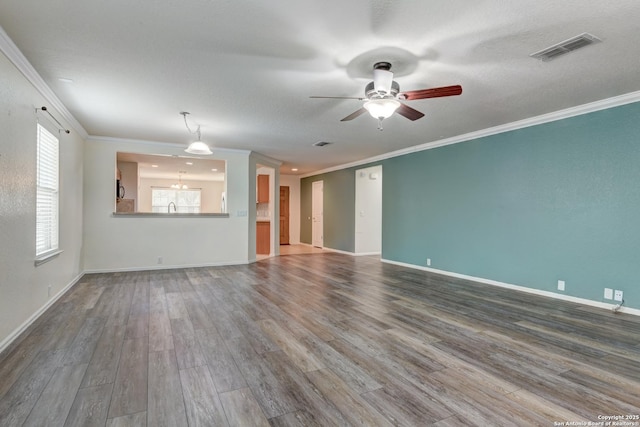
[2,0,640,174]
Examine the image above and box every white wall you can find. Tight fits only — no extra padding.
[280,174,301,245]
[83,138,251,271]
[0,50,85,350]
[138,178,224,213]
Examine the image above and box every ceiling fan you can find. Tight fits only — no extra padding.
[311,62,462,130]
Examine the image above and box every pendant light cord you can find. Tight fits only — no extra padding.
[181,112,201,140]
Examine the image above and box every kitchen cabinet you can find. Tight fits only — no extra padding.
[257,174,269,203]
[256,221,270,255]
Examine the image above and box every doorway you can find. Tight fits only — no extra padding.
[280,186,290,245]
[355,165,382,254]
[312,180,323,248]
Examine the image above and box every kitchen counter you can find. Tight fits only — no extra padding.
[256,218,271,222]
[113,212,229,218]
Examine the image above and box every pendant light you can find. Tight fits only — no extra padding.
[171,172,188,189]
[181,112,212,155]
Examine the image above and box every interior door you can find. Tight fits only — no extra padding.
[312,180,323,248]
[355,165,382,254]
[279,186,290,245]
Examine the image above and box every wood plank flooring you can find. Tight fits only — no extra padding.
[1,253,640,426]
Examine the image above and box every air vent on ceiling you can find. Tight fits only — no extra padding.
[313,141,332,147]
[530,33,601,62]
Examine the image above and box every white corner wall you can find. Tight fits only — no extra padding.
[83,138,252,271]
[250,154,281,260]
[0,50,85,350]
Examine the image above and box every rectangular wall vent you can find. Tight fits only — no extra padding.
[530,33,601,62]
[313,141,332,147]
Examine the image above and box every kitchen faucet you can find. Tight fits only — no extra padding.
[168,202,176,213]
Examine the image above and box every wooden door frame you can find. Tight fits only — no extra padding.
[279,186,290,245]
[312,180,323,248]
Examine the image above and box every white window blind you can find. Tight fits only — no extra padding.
[151,188,201,213]
[36,123,59,256]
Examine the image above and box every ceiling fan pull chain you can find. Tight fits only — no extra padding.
[377,117,384,131]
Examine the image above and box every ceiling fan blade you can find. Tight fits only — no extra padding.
[341,108,367,121]
[310,96,365,100]
[400,85,462,101]
[396,104,425,121]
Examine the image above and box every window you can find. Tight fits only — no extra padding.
[151,188,201,213]
[36,123,59,256]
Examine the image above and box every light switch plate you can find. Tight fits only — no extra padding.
[557,280,565,291]
[604,288,613,300]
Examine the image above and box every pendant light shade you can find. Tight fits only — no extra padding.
[180,112,212,155]
[185,140,212,155]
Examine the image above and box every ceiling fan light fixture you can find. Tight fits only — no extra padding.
[364,98,401,119]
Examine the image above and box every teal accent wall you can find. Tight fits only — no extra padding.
[301,168,360,252]
[383,102,640,308]
[301,101,640,310]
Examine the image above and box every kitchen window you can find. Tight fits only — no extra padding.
[151,188,201,213]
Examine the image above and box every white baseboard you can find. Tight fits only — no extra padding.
[353,251,381,257]
[0,272,85,355]
[322,247,355,256]
[83,259,250,274]
[297,243,379,257]
[381,258,640,317]
[297,242,318,248]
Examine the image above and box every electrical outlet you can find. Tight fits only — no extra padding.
[604,288,613,300]
[557,280,565,291]
[157,256,163,264]
[614,290,623,302]
[426,258,431,266]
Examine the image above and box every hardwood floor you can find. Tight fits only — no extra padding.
[1,253,639,426]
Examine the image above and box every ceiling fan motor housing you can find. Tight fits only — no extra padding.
[365,80,400,99]
[373,62,392,71]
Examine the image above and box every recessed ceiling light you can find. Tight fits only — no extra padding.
[291,168,298,171]
[186,162,193,165]
[151,164,158,168]
[58,78,74,84]
[211,168,218,172]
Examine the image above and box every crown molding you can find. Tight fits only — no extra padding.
[251,151,283,167]
[87,135,252,156]
[0,25,88,139]
[302,90,640,178]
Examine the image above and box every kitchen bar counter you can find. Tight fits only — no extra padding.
[113,212,229,218]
